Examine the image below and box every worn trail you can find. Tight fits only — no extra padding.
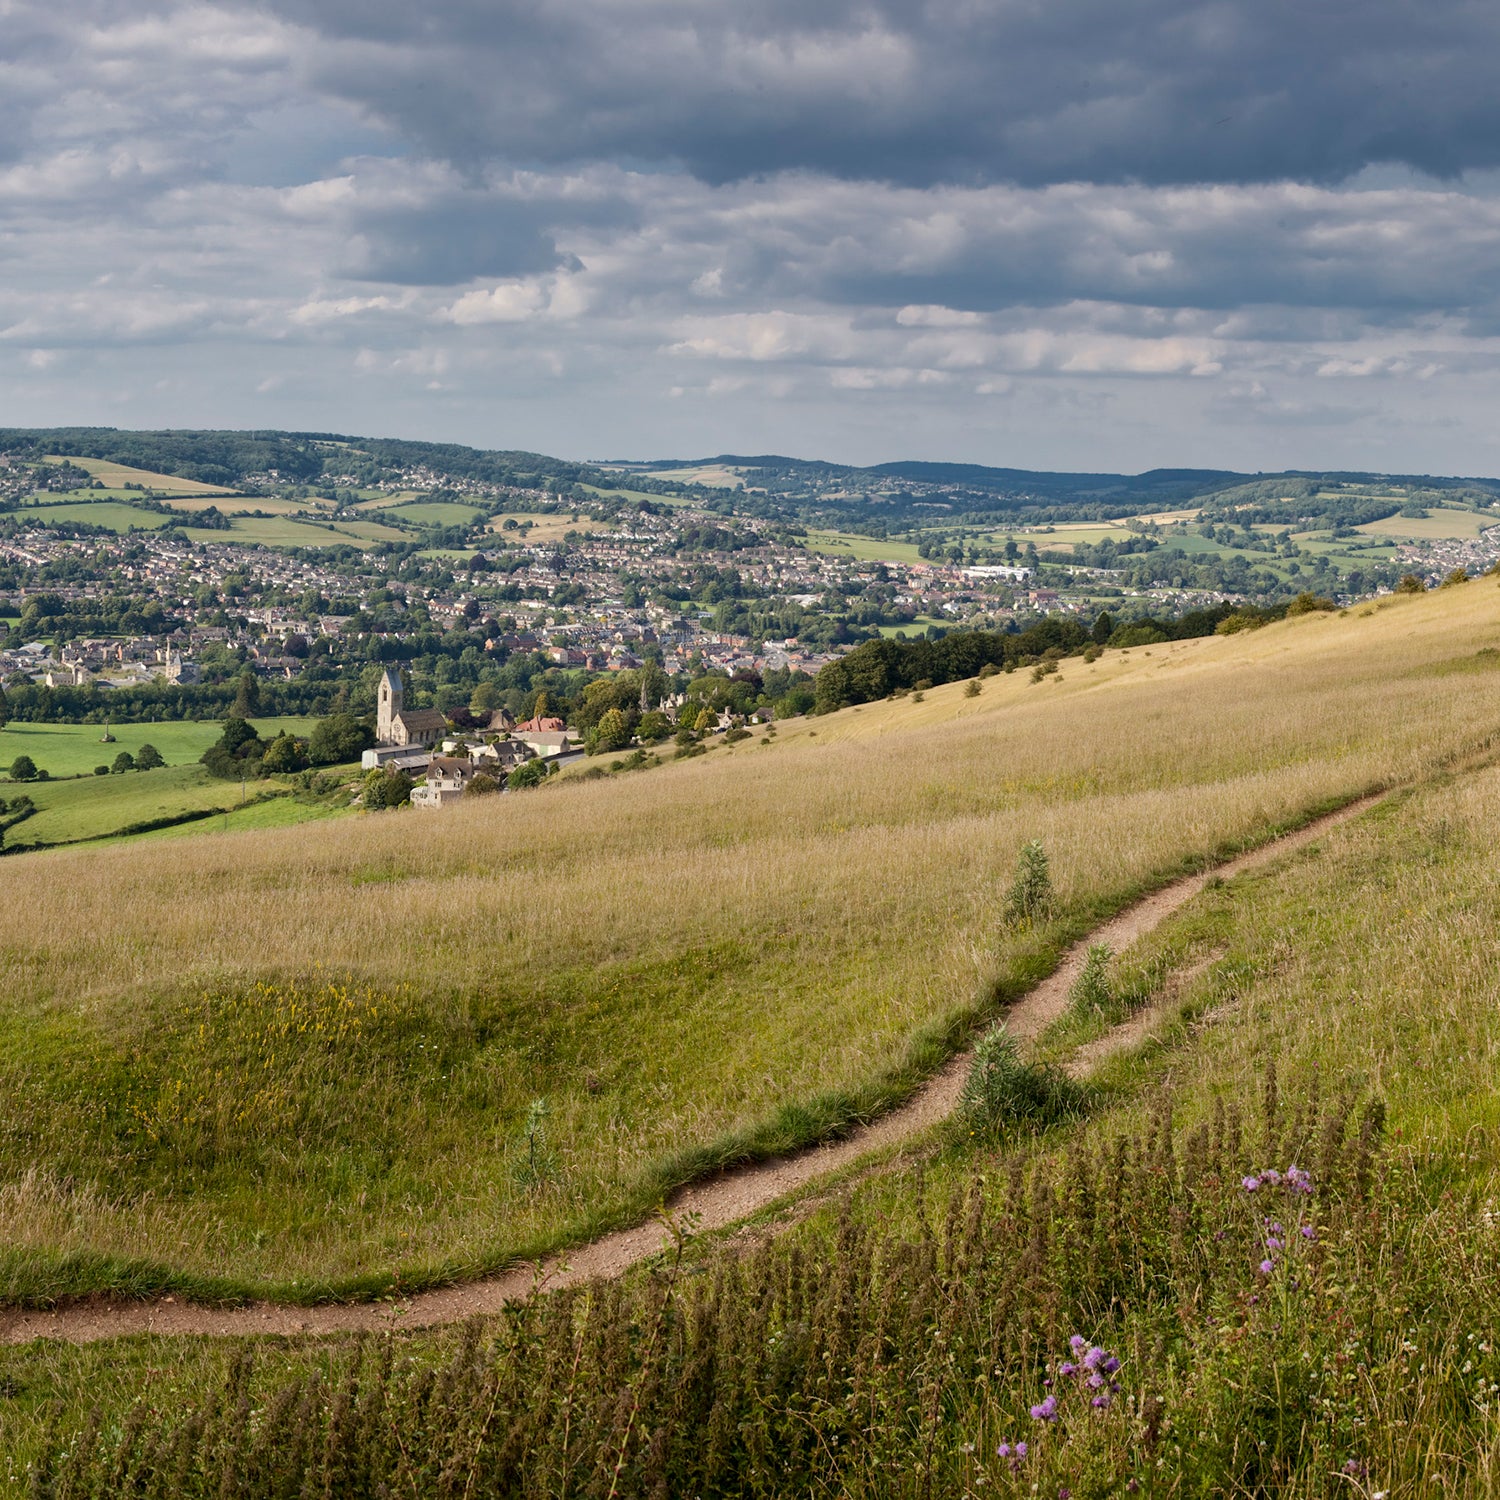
[0,796,1376,1347]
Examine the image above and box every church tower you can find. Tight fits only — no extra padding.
[377,668,403,744]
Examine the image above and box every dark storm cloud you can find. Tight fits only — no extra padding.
[265,0,1500,188]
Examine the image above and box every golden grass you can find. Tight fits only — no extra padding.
[2,586,1500,1294]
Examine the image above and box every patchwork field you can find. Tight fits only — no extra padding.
[0,586,1499,1310]
[384,499,488,527]
[804,529,926,563]
[1357,505,1499,541]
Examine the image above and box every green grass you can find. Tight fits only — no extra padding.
[21,501,173,532]
[1358,506,1498,541]
[0,718,316,780]
[804,530,926,564]
[184,516,377,548]
[384,500,487,527]
[2,763,284,847]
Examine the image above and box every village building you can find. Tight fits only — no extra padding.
[410,755,480,809]
[376,668,447,749]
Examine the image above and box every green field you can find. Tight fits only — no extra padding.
[805,529,926,563]
[39,455,239,495]
[182,516,375,548]
[22,499,173,531]
[384,500,487,527]
[0,717,316,780]
[1358,505,1498,541]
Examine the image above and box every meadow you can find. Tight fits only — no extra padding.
[0,718,317,780]
[804,529,926,563]
[2,586,1500,1311]
[39,455,239,495]
[17,651,1500,1493]
[383,499,488,527]
[1358,505,1498,541]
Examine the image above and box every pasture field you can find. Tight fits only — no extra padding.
[21,500,173,532]
[160,494,309,516]
[384,499,488,527]
[578,482,691,506]
[323,517,411,543]
[182,515,374,548]
[1,763,285,849]
[804,529,926,563]
[39,454,238,495]
[639,464,747,489]
[17,596,1500,1493]
[1357,505,1498,541]
[2,586,1500,1308]
[487,512,605,541]
[0,718,318,780]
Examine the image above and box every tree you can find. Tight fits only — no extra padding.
[694,706,718,733]
[309,712,374,766]
[261,733,306,774]
[464,772,501,798]
[232,670,261,717]
[361,767,413,810]
[218,716,260,756]
[94,764,109,777]
[1091,611,1114,646]
[134,743,164,771]
[112,750,136,774]
[8,755,37,782]
[593,707,631,754]
[0,683,8,730]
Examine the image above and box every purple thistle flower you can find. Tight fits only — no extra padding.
[1069,1334,1087,1353]
[1058,1361,1077,1377]
[997,1444,1011,1458]
[1259,1258,1275,1275]
[1083,1345,1107,1370]
[1092,1394,1111,1409]
[1059,1489,1072,1500]
[1087,1371,1106,1389]
[1264,1169,1283,1185]
[1127,1482,1141,1494]
[1265,1237,1283,1251]
[1015,1442,1027,1458]
[1267,1221,1284,1235]
[1103,1355,1121,1375]
[1031,1395,1059,1422]
[1242,1175,1261,1191]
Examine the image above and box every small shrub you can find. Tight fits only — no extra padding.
[514,1096,556,1188]
[1069,943,1113,1016]
[1082,644,1101,663]
[1397,573,1426,594]
[959,1026,1083,1128]
[1004,839,1053,926]
[911,690,926,702]
[979,662,1000,678]
[464,772,500,798]
[964,680,982,697]
[724,726,752,743]
[1286,591,1336,616]
[1441,567,1470,588]
[93,764,109,777]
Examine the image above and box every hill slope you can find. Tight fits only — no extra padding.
[2,583,1500,1304]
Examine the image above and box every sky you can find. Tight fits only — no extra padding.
[7,2,1500,473]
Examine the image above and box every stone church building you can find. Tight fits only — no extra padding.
[376,668,447,748]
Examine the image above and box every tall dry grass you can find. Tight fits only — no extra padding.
[1,586,1499,1296]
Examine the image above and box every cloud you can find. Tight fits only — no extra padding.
[259,0,1500,188]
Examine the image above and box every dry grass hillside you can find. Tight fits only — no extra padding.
[2,583,1500,1302]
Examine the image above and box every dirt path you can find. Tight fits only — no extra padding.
[0,796,1377,1347]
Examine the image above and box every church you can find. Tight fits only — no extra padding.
[376,668,448,748]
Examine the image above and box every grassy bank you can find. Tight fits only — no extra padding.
[15,758,1500,1492]
[1,588,1499,1300]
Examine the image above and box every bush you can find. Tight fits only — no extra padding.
[1004,839,1053,926]
[465,772,500,798]
[111,751,136,774]
[8,755,37,782]
[1069,943,1114,1016]
[959,1025,1084,1128]
[1397,573,1427,594]
[1286,591,1335,615]
[93,764,109,777]
[1214,611,1264,635]
[1441,568,1470,588]
[260,732,306,775]
[134,743,164,770]
[507,759,552,791]
[964,680,982,697]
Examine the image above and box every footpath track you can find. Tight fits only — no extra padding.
[0,794,1379,1347]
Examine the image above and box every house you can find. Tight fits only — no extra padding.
[513,729,573,758]
[516,713,566,733]
[485,707,516,732]
[376,668,447,748]
[410,756,480,809]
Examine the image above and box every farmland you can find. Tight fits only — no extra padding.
[0,718,318,780]
[39,454,239,496]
